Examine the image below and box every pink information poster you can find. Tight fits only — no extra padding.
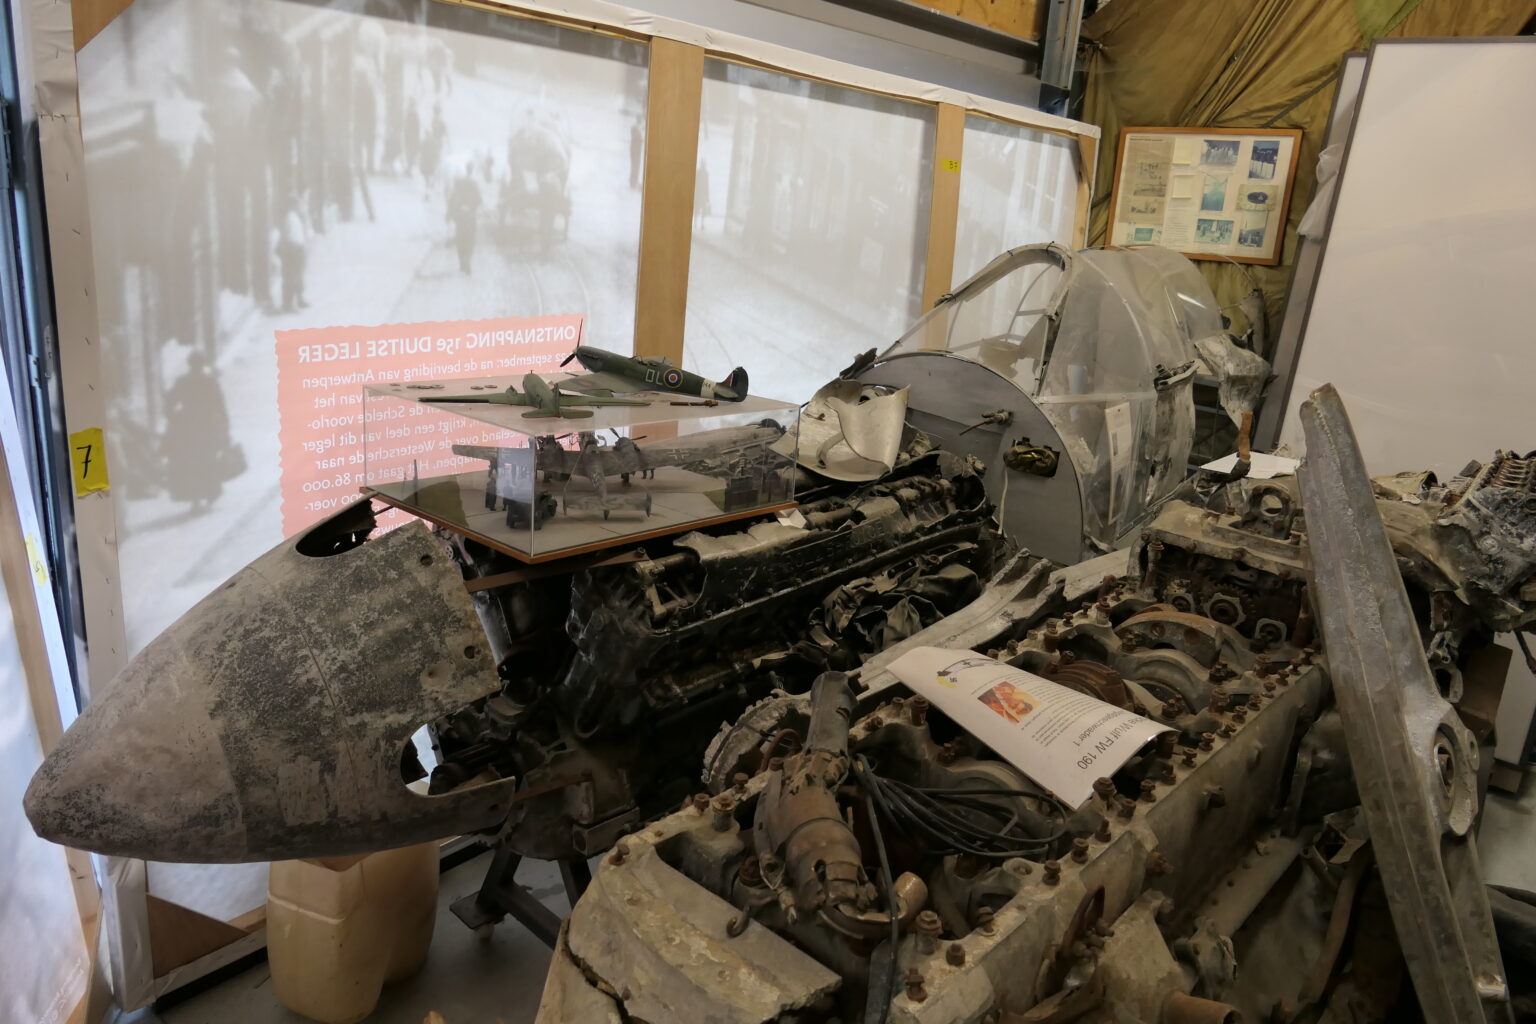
[275,314,584,535]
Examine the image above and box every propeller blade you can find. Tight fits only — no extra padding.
[560,350,577,367]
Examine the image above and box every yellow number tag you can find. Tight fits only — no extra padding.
[25,534,49,585]
[941,158,961,172]
[69,427,110,496]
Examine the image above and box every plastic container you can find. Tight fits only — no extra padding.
[267,842,440,1024]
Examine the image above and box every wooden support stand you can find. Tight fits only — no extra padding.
[448,849,592,949]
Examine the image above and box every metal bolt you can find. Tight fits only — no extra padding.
[1156,732,1178,758]
[1140,779,1158,803]
[1255,654,1272,678]
[1118,796,1136,820]
[910,696,930,726]
[1095,818,1111,843]
[1043,860,1061,885]
[914,910,943,955]
[1147,851,1173,877]
[1199,731,1215,751]
[1219,722,1235,737]
[974,906,995,935]
[1161,700,1181,719]
[1232,708,1247,725]
[1042,622,1060,652]
[1143,539,1165,590]
[711,793,736,831]
[1120,631,1143,651]
[1181,746,1197,767]
[738,855,762,886]
[1071,837,1089,863]
[946,942,966,966]
[692,793,710,813]
[1210,686,1229,712]
[905,968,927,1003]
[767,756,785,773]
[609,841,629,866]
[1093,777,1116,803]
[732,772,750,794]
[1248,694,1263,710]
[1159,762,1176,784]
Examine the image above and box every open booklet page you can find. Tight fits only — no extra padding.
[888,646,1173,807]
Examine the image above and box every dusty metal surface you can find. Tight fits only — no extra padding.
[25,514,514,861]
[545,524,1337,1021]
[1297,384,1510,1024]
[30,450,1012,866]
[543,408,1536,1022]
[560,817,840,1024]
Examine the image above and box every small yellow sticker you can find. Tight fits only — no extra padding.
[24,537,49,583]
[69,427,110,496]
[941,158,961,172]
[25,534,48,585]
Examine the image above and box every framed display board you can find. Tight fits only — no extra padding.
[1107,126,1303,265]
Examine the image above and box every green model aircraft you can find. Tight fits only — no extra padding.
[422,372,649,419]
[558,345,749,402]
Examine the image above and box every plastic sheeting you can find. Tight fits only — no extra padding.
[883,244,1219,549]
[1079,0,1536,348]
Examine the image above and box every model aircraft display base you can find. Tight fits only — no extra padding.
[365,466,796,562]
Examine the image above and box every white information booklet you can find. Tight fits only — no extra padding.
[887,647,1173,808]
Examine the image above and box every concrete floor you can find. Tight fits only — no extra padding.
[1479,769,1536,894]
[127,853,567,1024]
[118,771,1536,1024]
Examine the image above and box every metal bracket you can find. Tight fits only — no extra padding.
[449,849,592,949]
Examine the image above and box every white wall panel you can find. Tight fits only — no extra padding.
[1279,40,1536,476]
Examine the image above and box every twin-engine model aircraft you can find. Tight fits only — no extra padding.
[423,371,648,419]
[558,345,748,402]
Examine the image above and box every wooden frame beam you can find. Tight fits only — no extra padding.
[921,103,966,312]
[632,37,705,364]
[73,0,134,50]
[1074,132,1098,249]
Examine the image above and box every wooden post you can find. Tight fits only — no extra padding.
[920,103,966,314]
[73,0,136,49]
[632,37,705,364]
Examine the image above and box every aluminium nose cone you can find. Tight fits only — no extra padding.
[25,507,514,862]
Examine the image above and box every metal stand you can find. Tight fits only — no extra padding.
[449,849,592,948]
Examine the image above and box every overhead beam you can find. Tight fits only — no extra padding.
[73,0,135,50]
[632,37,705,364]
[824,0,1043,51]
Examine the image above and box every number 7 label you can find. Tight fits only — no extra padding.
[69,427,110,496]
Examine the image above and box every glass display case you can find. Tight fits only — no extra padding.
[360,374,798,561]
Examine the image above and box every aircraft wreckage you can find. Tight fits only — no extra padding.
[24,245,1536,1021]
